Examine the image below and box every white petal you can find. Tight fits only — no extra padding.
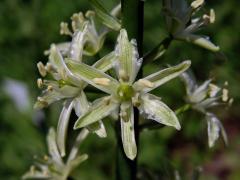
[139,94,181,130]
[57,100,74,157]
[120,103,137,160]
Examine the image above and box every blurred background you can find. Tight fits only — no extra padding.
[0,0,239,179]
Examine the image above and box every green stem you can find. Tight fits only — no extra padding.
[143,37,172,65]
[116,0,144,180]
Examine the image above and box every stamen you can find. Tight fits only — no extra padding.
[138,79,154,88]
[191,0,204,9]
[210,9,215,23]
[37,78,43,88]
[119,69,129,82]
[47,85,53,92]
[37,62,47,77]
[43,155,49,161]
[60,22,72,36]
[222,88,229,102]
[93,78,110,86]
[30,165,35,175]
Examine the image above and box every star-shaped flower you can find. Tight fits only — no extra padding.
[66,29,191,159]
[23,128,88,180]
[181,71,232,147]
[163,0,219,52]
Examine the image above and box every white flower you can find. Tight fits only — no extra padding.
[181,71,231,147]
[163,0,219,52]
[22,128,88,180]
[66,29,191,160]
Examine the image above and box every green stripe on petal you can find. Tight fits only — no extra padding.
[67,60,119,94]
[89,0,121,31]
[120,103,137,160]
[57,100,74,157]
[74,96,119,129]
[136,61,191,93]
[115,29,141,83]
[139,94,181,130]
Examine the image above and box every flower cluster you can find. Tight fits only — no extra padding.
[23,128,88,180]
[181,72,232,147]
[163,0,219,52]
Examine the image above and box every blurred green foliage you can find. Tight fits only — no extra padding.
[0,0,240,179]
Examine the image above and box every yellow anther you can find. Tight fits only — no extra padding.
[138,79,154,88]
[191,0,204,9]
[37,62,47,77]
[37,78,43,88]
[30,165,35,174]
[210,9,215,23]
[93,78,110,86]
[47,85,53,92]
[85,10,95,18]
[119,69,129,82]
[222,88,229,102]
[60,22,72,36]
[43,155,49,161]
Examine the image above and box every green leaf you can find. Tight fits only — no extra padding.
[140,94,181,130]
[74,97,119,129]
[67,59,119,94]
[57,100,74,157]
[115,29,141,83]
[136,61,191,93]
[120,103,137,160]
[90,0,121,31]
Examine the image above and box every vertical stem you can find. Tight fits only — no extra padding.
[116,0,144,180]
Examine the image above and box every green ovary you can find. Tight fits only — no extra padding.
[117,83,134,101]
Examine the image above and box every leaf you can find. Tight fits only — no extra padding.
[74,96,119,129]
[136,61,191,93]
[120,103,137,160]
[115,29,141,83]
[89,0,121,31]
[67,59,119,94]
[139,94,181,130]
[57,100,74,157]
